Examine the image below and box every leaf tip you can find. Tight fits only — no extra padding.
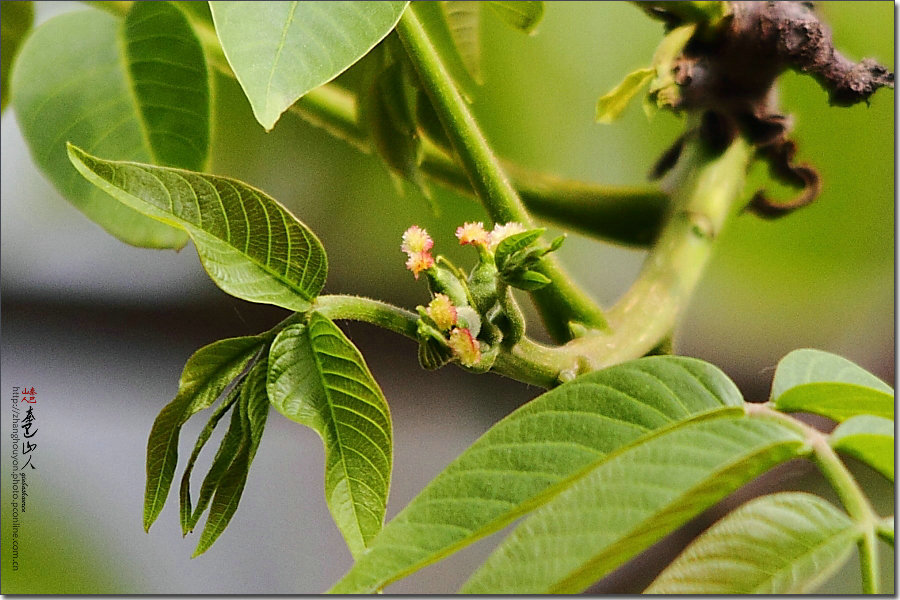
[142,511,156,533]
[65,140,91,168]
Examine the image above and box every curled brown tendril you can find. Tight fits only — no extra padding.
[647,1,893,217]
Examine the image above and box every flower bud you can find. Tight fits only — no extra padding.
[401,225,434,255]
[456,221,490,247]
[405,251,435,279]
[426,294,458,331]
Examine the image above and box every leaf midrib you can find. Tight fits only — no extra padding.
[308,319,368,555]
[75,152,318,303]
[337,405,742,593]
[544,432,806,593]
[264,1,298,119]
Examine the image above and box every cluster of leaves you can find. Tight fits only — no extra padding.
[3,0,893,594]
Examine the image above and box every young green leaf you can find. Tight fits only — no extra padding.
[644,24,696,116]
[144,335,264,532]
[1,0,33,112]
[829,415,893,481]
[268,313,393,558]
[494,228,545,271]
[193,358,271,556]
[11,5,210,248]
[646,492,858,593]
[209,1,409,131]
[67,145,328,312]
[461,414,807,593]
[179,385,242,534]
[330,356,743,593]
[771,349,893,421]
[487,1,545,33]
[184,393,247,534]
[504,270,552,291]
[596,67,655,124]
[440,1,482,84]
[361,58,422,184]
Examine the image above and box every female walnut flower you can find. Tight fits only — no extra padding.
[488,222,526,251]
[426,294,458,331]
[401,225,434,255]
[405,251,434,279]
[448,327,481,367]
[456,221,490,247]
[402,225,435,279]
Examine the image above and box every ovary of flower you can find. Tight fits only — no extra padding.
[448,327,481,367]
[401,225,434,255]
[426,294,458,331]
[488,222,526,251]
[405,251,435,279]
[456,221,489,247]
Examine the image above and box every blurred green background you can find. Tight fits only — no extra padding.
[1,1,893,593]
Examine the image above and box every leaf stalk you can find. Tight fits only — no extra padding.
[746,403,882,594]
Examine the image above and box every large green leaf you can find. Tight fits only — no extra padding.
[11,5,211,248]
[267,313,392,558]
[771,349,893,421]
[193,358,271,556]
[144,335,264,532]
[67,145,328,312]
[209,1,409,131]
[1,0,33,112]
[330,356,743,593]
[829,415,894,481]
[646,492,859,593]
[460,414,807,593]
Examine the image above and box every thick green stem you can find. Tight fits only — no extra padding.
[747,404,881,594]
[292,295,566,388]
[313,295,420,339]
[396,4,607,341]
[394,10,530,224]
[564,135,752,369]
[811,437,880,594]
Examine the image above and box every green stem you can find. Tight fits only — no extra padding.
[811,437,880,593]
[747,404,881,594]
[876,517,894,547]
[276,295,566,388]
[313,294,419,339]
[565,134,752,369]
[396,9,528,225]
[396,4,607,341]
